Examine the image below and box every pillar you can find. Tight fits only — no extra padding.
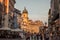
[4,0,9,29]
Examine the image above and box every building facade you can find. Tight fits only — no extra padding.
[1,0,16,29]
[0,0,3,28]
[14,8,21,29]
[48,0,60,40]
[21,7,29,26]
[21,7,29,32]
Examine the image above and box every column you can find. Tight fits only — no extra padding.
[4,0,9,29]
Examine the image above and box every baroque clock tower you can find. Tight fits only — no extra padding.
[21,7,29,32]
[21,7,28,25]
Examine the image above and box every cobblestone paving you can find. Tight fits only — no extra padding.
[0,38,22,40]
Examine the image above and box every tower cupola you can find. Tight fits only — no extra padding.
[22,7,28,13]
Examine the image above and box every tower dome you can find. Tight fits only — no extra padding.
[22,7,28,13]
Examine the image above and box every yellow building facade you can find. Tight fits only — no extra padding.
[21,7,43,34]
[0,0,3,3]
[21,7,29,30]
[21,7,28,24]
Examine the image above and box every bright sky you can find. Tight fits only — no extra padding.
[15,0,50,24]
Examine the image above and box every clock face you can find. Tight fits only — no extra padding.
[23,14,25,17]
[21,13,28,17]
[24,14,28,17]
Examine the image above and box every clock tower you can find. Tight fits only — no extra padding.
[21,7,28,26]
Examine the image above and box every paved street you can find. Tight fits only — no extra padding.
[0,39,22,40]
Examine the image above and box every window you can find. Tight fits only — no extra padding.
[9,19,10,22]
[56,27,59,31]
[3,18,5,21]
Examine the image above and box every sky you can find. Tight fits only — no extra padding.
[15,0,50,24]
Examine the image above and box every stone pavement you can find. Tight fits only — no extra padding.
[0,38,23,40]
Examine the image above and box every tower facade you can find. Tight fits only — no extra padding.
[21,7,28,26]
[21,7,29,31]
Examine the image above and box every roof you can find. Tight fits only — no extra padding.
[22,7,28,13]
[14,8,21,15]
